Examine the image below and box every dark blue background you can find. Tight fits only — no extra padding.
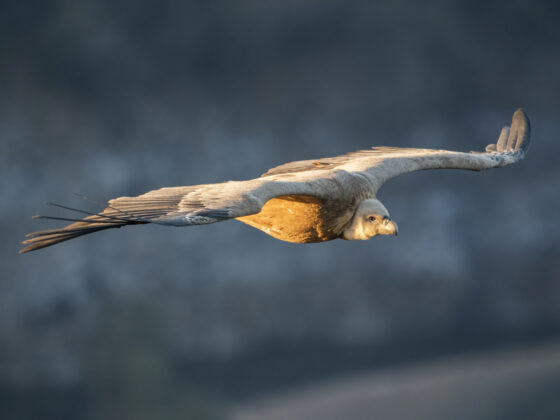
[2,1,559,419]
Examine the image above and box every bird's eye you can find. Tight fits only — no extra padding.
[368,216,375,222]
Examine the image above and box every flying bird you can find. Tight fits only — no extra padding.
[20,109,530,253]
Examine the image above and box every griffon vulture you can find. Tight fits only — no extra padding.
[20,109,530,253]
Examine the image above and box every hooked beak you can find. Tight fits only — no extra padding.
[383,219,398,237]
[389,220,398,236]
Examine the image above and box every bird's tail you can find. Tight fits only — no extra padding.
[20,202,146,254]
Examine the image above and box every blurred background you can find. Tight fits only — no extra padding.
[1,1,560,419]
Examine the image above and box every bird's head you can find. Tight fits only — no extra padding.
[342,198,398,240]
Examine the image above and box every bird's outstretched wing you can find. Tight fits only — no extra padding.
[356,108,531,191]
[262,109,530,192]
[20,172,350,253]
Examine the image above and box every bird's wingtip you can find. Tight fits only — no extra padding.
[510,108,531,152]
[490,108,530,154]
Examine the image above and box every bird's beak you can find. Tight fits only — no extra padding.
[386,220,398,236]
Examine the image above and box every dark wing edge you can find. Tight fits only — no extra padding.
[19,188,197,253]
[260,151,379,177]
[19,203,150,254]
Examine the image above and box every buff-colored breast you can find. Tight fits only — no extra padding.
[236,194,353,243]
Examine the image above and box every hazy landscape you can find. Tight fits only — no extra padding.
[1,1,560,418]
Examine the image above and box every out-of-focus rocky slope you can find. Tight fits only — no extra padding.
[233,340,560,420]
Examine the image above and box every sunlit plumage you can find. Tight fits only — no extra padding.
[20,109,530,253]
